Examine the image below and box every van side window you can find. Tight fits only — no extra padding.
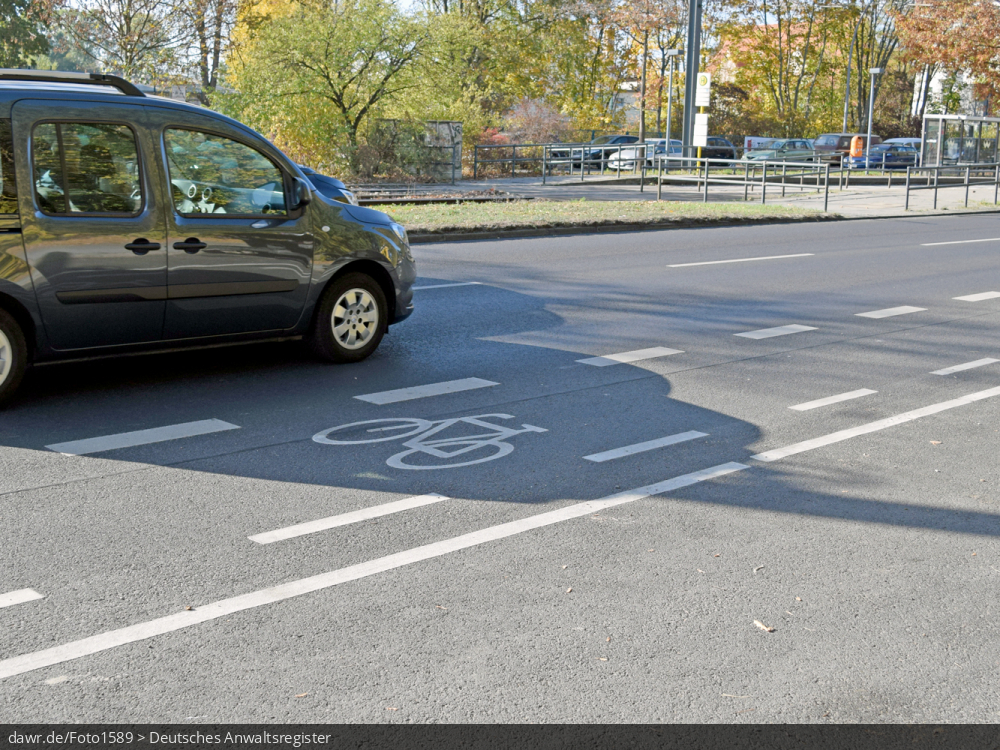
[0,120,17,215]
[164,129,286,217]
[30,122,143,216]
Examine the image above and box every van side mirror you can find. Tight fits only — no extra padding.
[292,177,312,208]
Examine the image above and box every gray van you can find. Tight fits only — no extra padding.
[0,70,415,406]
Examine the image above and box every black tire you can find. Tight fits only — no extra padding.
[0,308,27,408]
[309,272,388,363]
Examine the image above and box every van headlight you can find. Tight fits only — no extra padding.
[390,222,408,245]
[344,190,359,206]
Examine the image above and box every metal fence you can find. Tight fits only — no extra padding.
[904,163,1000,210]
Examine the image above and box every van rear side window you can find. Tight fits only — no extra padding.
[0,120,16,215]
[31,122,143,216]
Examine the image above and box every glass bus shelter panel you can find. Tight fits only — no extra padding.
[923,118,941,167]
[942,119,962,164]
[982,122,999,163]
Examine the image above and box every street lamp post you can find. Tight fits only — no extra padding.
[664,49,682,150]
[866,67,884,169]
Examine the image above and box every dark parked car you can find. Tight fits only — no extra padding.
[846,143,919,169]
[298,165,358,205]
[700,136,738,163]
[0,69,415,406]
[813,132,882,165]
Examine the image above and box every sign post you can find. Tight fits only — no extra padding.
[693,73,712,163]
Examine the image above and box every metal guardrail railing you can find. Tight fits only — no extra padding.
[904,163,1000,210]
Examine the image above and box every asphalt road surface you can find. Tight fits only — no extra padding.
[2,214,999,723]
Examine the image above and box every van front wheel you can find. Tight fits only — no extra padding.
[309,273,387,363]
[0,308,27,407]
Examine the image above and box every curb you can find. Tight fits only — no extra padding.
[408,212,841,244]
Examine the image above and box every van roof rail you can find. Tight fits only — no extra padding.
[0,70,145,98]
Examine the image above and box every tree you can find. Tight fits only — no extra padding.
[226,0,426,166]
[898,0,1000,105]
[174,0,237,102]
[1,0,54,68]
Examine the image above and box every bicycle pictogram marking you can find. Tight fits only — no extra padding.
[313,413,547,470]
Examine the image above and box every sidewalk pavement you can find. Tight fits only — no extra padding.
[413,174,1000,219]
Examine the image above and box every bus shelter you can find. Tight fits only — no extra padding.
[922,114,1000,167]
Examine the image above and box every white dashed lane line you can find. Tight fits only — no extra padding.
[355,378,499,405]
[753,385,1000,462]
[735,324,817,340]
[856,306,926,319]
[412,282,482,290]
[954,292,1000,302]
[576,347,683,367]
[668,253,813,268]
[0,463,749,680]
[45,419,241,456]
[583,431,708,463]
[0,589,44,609]
[931,358,999,376]
[789,389,877,412]
[923,238,1000,246]
[249,494,449,544]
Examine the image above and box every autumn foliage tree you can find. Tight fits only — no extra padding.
[897,0,1000,104]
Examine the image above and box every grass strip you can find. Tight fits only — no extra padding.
[384,199,831,234]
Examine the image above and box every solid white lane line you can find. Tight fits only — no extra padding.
[355,378,499,405]
[249,494,448,544]
[0,589,44,609]
[922,237,1000,246]
[753,385,1000,462]
[931,358,999,376]
[668,253,813,268]
[735,324,817,340]
[789,389,877,412]
[584,431,708,463]
[954,292,1000,302]
[412,282,482,290]
[855,306,926,319]
[576,347,683,367]
[45,419,240,456]
[0,462,748,680]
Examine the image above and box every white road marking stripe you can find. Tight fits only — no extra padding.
[412,282,482,290]
[0,462,747,680]
[355,378,499,405]
[954,291,1000,302]
[668,253,814,268]
[922,237,1000,246]
[45,419,240,456]
[735,324,817,340]
[931,358,999,376]
[583,431,707,463]
[789,389,877,411]
[249,494,448,544]
[0,589,44,609]
[576,347,683,367]
[856,306,926,319]
[753,385,1000,462]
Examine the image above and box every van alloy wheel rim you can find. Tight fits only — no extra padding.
[0,329,10,386]
[331,288,379,350]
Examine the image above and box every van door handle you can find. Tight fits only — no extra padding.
[173,238,207,254]
[125,238,161,255]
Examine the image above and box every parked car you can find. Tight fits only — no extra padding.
[742,138,815,162]
[700,137,738,163]
[884,137,922,149]
[846,143,919,169]
[551,134,640,168]
[298,165,358,205]
[813,132,882,165]
[606,138,682,170]
[0,69,415,406]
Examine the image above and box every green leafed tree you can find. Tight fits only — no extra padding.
[1,0,54,68]
[226,0,427,165]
